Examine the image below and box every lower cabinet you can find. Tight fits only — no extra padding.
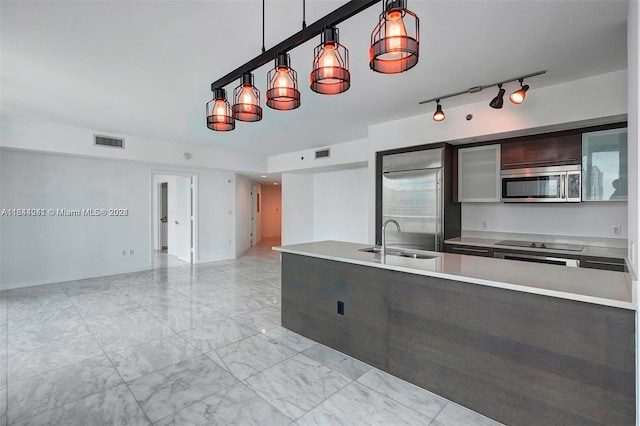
[281,253,389,370]
[445,243,626,272]
[581,256,626,272]
[445,244,493,257]
[281,253,636,426]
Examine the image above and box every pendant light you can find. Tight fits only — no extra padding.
[489,84,506,109]
[206,88,235,132]
[266,53,301,110]
[232,72,262,122]
[509,79,530,104]
[310,26,350,95]
[370,0,419,74]
[433,100,445,122]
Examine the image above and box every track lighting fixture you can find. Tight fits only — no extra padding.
[419,70,545,121]
[310,26,350,95]
[266,53,301,111]
[509,79,529,104]
[489,84,505,109]
[370,0,419,74]
[232,72,262,122]
[206,88,235,132]
[433,100,445,122]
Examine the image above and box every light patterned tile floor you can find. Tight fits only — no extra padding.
[0,243,502,426]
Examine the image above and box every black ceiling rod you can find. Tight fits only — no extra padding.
[210,0,379,92]
[262,0,265,53]
[302,0,307,29]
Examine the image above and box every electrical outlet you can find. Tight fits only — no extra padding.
[228,239,232,246]
[481,221,487,230]
[121,249,127,256]
[612,225,622,236]
[129,249,134,255]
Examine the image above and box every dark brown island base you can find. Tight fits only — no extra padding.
[277,245,636,426]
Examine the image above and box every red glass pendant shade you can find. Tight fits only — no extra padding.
[232,72,262,122]
[206,88,235,131]
[370,0,419,74]
[266,53,301,111]
[310,27,350,95]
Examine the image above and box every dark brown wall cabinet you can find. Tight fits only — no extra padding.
[500,133,582,169]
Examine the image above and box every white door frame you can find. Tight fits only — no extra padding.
[150,170,198,263]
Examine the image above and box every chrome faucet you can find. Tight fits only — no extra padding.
[381,219,401,261]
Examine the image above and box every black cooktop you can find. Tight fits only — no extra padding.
[496,240,585,252]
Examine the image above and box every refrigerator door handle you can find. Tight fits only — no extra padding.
[435,171,442,252]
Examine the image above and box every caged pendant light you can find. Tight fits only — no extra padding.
[232,72,263,122]
[206,88,235,132]
[310,26,350,95]
[266,53,301,111]
[370,0,419,74]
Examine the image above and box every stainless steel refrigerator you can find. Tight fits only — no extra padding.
[377,145,460,252]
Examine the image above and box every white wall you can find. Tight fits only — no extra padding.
[462,202,628,239]
[0,149,151,289]
[235,174,252,256]
[281,173,313,245]
[628,0,639,273]
[313,167,369,243]
[0,149,238,289]
[196,171,235,263]
[624,2,639,419]
[0,116,267,173]
[270,70,629,245]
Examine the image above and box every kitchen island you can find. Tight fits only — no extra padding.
[274,241,636,426]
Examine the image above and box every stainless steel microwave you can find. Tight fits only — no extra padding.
[501,165,581,203]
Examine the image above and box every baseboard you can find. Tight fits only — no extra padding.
[0,264,152,291]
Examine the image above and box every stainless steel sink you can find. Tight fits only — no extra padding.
[359,246,439,260]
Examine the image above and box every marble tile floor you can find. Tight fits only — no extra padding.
[0,243,502,426]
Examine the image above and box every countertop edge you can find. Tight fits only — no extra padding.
[444,237,628,259]
[274,245,636,311]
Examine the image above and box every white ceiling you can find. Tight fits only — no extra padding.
[0,0,628,157]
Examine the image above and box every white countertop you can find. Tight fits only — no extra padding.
[274,240,635,311]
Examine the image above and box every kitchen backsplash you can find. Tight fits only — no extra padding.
[462,202,628,239]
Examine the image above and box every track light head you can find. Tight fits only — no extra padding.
[489,84,506,109]
[433,100,445,122]
[509,79,529,104]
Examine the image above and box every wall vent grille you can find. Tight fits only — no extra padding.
[315,149,330,159]
[94,135,125,149]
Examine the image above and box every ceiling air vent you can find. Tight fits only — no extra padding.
[315,149,330,159]
[94,135,124,149]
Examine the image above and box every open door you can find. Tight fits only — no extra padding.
[174,176,193,263]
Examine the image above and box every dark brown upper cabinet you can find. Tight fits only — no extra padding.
[500,133,582,169]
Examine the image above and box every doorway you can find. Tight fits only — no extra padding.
[260,183,282,245]
[152,173,197,264]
